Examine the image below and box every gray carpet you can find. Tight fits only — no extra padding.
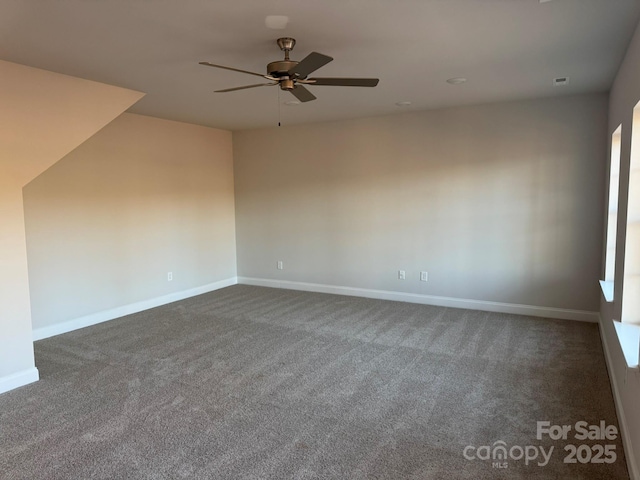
[0,285,628,479]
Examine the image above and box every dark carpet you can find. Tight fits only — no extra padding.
[0,285,627,479]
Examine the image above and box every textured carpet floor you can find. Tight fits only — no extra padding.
[0,285,627,479]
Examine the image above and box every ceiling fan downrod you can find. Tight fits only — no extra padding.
[276,37,296,61]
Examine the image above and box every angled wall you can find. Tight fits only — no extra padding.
[0,60,143,394]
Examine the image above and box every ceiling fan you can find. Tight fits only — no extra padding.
[199,37,379,103]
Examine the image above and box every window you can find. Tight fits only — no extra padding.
[613,106,640,369]
[622,106,640,324]
[601,126,622,302]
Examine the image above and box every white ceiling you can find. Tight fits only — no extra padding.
[1,0,639,131]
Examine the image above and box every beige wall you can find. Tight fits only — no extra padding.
[0,60,142,390]
[0,177,35,378]
[24,113,236,330]
[600,17,640,480]
[0,60,143,186]
[234,94,607,312]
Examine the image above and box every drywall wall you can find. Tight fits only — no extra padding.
[24,113,236,334]
[600,17,640,480]
[234,94,607,314]
[0,60,144,186]
[0,175,37,389]
[0,60,143,394]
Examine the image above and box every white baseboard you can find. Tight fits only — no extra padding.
[33,277,238,341]
[237,277,599,322]
[0,367,39,395]
[599,317,640,480]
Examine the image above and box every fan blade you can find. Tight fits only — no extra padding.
[288,52,333,79]
[199,62,268,79]
[215,83,277,93]
[306,77,379,87]
[289,85,317,103]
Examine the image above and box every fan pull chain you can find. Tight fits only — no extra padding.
[277,88,281,127]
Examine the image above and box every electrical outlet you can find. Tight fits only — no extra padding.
[167,272,173,282]
[420,271,428,282]
[398,270,406,280]
[277,261,284,270]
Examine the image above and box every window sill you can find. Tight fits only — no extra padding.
[613,320,640,369]
[599,280,614,303]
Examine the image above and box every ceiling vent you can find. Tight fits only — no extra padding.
[265,15,289,30]
[553,77,570,86]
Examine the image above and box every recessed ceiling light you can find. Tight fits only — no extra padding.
[540,0,553,3]
[284,100,300,106]
[265,15,289,30]
[395,101,412,107]
[446,77,467,85]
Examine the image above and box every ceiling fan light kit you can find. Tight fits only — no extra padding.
[199,37,379,103]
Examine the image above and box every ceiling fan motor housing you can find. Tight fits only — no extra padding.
[266,60,300,79]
